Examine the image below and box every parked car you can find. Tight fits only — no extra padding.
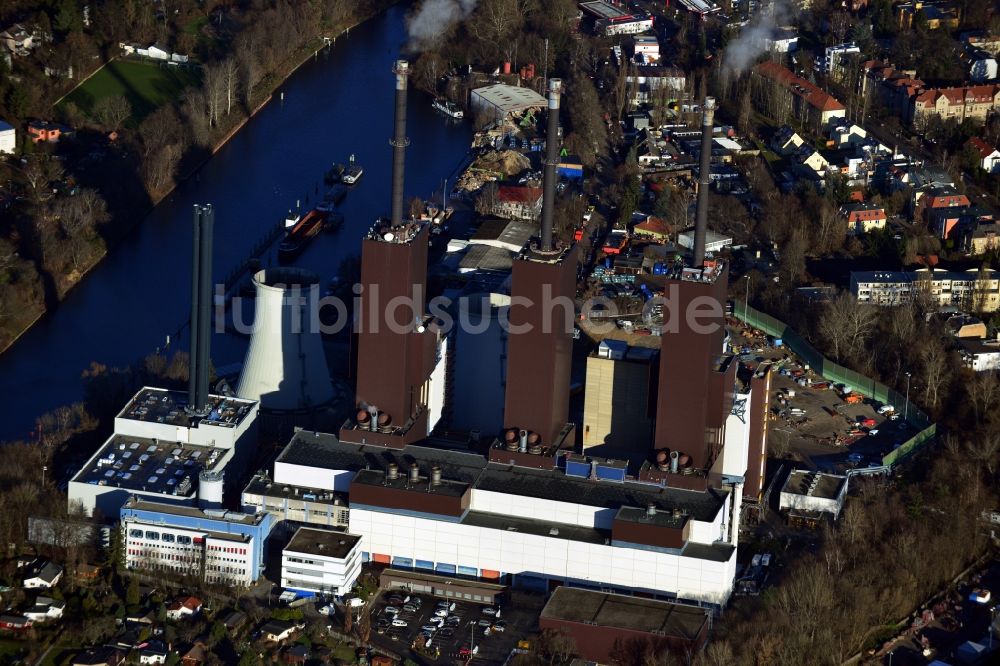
[383,606,400,616]
[482,607,500,617]
[391,618,408,628]
[477,618,492,627]
[421,624,439,633]
[492,621,506,633]
[429,617,445,628]
[318,604,334,616]
[403,603,419,613]
[438,628,455,638]
[446,615,462,626]
[434,608,449,618]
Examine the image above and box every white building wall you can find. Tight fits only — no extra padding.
[0,128,14,154]
[281,544,362,595]
[426,337,448,436]
[469,490,617,529]
[122,521,255,586]
[273,462,354,492]
[719,391,751,479]
[349,508,736,605]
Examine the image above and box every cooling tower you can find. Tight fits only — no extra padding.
[237,268,334,412]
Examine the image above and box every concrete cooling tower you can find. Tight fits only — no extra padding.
[237,268,334,412]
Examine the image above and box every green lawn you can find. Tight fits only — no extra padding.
[60,59,201,123]
[184,15,209,36]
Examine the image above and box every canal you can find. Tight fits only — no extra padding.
[0,4,473,440]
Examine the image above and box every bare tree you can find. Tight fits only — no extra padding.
[93,95,132,132]
[921,342,949,410]
[203,62,225,127]
[970,373,1000,425]
[475,182,499,216]
[817,293,877,363]
[222,58,239,117]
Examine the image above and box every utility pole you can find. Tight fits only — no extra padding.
[543,38,549,88]
[904,372,911,421]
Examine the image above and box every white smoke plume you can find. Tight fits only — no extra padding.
[406,0,479,50]
[722,1,791,77]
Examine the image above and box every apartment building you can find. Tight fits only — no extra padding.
[850,268,1000,311]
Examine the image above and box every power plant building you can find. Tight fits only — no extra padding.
[280,527,363,596]
[582,341,656,453]
[68,387,258,518]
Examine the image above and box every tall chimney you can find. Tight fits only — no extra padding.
[192,204,214,413]
[693,97,715,267]
[541,78,562,253]
[390,60,410,226]
[188,206,202,409]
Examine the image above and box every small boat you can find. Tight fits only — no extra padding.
[433,98,464,119]
[341,154,363,185]
[278,208,329,263]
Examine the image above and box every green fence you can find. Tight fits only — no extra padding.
[733,302,936,467]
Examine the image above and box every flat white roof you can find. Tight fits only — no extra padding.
[472,84,547,115]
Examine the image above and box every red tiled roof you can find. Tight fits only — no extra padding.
[915,85,1000,107]
[496,186,542,204]
[969,137,998,159]
[753,61,846,113]
[634,217,671,236]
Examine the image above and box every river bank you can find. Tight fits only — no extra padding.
[0,7,394,357]
[0,3,474,439]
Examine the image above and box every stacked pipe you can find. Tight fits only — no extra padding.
[390,60,410,226]
[188,204,214,414]
[693,97,716,267]
[540,78,562,253]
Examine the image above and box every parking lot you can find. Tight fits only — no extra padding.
[731,326,915,473]
[370,587,543,663]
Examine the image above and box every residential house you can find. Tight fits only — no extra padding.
[896,1,961,30]
[828,124,868,149]
[946,315,987,339]
[0,120,14,154]
[752,61,847,128]
[72,647,127,666]
[180,643,207,666]
[963,32,1000,56]
[282,645,309,665]
[862,61,924,117]
[0,24,37,56]
[492,186,543,221]
[138,641,169,665]
[260,619,298,643]
[964,222,1000,255]
[166,596,202,620]
[841,202,887,234]
[0,615,31,632]
[74,563,102,582]
[965,47,998,83]
[24,596,65,622]
[968,137,1000,173]
[959,338,1000,372]
[771,126,805,156]
[24,561,63,588]
[633,216,672,241]
[26,121,67,143]
[920,186,971,237]
[625,66,685,106]
[819,42,861,81]
[755,26,798,53]
[796,148,831,179]
[221,610,248,631]
[910,85,1000,128]
[850,268,1000,312]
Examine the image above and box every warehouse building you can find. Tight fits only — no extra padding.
[539,587,711,662]
[120,497,273,587]
[470,84,547,125]
[779,471,848,521]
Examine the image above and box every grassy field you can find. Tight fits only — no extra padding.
[60,59,201,123]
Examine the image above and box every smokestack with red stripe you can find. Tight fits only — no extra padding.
[390,60,409,226]
[693,97,715,267]
[541,78,562,253]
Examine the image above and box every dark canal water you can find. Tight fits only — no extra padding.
[0,4,473,440]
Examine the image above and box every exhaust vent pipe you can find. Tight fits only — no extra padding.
[670,450,680,474]
[431,466,442,486]
[518,429,528,453]
[408,463,420,484]
[693,97,715,267]
[390,60,410,226]
[540,78,562,253]
[189,204,214,414]
[387,463,399,480]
